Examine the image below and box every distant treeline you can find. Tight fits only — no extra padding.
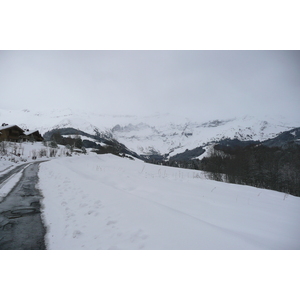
[201,144,300,197]
[48,129,139,158]
[50,132,83,149]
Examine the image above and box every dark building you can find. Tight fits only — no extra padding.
[24,130,44,142]
[0,124,25,142]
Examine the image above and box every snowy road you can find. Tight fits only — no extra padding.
[0,162,46,250]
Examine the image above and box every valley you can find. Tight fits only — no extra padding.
[1,108,300,249]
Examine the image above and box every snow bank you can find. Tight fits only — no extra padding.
[0,160,14,174]
[0,141,72,173]
[38,153,300,250]
[0,165,25,201]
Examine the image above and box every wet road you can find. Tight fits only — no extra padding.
[0,162,46,250]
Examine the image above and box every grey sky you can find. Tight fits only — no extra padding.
[1,50,299,122]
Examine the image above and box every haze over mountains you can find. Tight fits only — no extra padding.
[1,107,299,159]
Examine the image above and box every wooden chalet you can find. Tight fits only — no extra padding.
[23,129,44,142]
[0,124,44,142]
[0,124,25,142]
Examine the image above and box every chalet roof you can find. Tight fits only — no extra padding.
[24,130,40,135]
[0,124,24,132]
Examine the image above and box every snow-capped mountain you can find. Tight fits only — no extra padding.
[111,115,298,158]
[0,108,299,158]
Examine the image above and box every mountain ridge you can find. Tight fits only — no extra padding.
[1,108,299,159]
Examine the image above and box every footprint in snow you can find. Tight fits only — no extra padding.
[72,230,82,238]
[106,220,117,226]
[130,229,148,243]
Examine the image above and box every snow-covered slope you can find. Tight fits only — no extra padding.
[38,153,300,250]
[1,108,298,157]
[0,108,104,135]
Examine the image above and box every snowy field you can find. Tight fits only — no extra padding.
[38,153,300,250]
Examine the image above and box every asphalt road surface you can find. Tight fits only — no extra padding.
[0,162,46,250]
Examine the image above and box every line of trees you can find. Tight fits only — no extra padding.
[146,143,300,197]
[50,132,83,150]
[200,144,300,197]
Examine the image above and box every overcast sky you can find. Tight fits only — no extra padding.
[1,50,299,122]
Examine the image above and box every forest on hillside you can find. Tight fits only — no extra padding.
[148,144,300,197]
[200,144,300,197]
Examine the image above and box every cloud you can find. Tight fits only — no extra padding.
[1,50,299,122]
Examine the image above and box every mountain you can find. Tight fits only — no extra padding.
[262,127,300,148]
[1,108,299,159]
